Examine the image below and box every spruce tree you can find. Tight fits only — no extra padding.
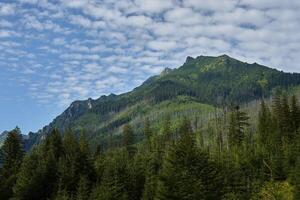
[76,175,90,200]
[142,152,159,200]
[293,156,300,200]
[144,118,152,151]
[94,144,102,158]
[13,129,63,200]
[229,106,250,146]
[123,124,135,156]
[258,100,272,146]
[91,151,129,200]
[0,128,24,200]
[54,188,71,200]
[13,148,45,200]
[272,90,285,138]
[290,95,300,133]
[58,130,82,196]
[162,115,172,143]
[281,94,293,140]
[78,131,93,179]
[156,119,224,200]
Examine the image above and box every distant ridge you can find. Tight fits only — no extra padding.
[24,55,300,149]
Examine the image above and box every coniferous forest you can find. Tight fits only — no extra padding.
[1,92,300,200]
[1,0,300,198]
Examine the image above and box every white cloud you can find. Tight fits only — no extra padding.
[53,38,66,45]
[2,0,300,110]
[107,66,128,74]
[60,0,88,8]
[164,7,205,25]
[147,40,178,51]
[0,30,18,38]
[19,0,38,4]
[0,3,15,15]
[239,0,300,9]
[69,15,92,28]
[134,0,174,13]
[183,0,238,11]
[213,8,270,28]
[0,19,13,27]
[126,15,153,27]
[84,63,102,72]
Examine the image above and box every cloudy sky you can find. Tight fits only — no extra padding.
[1,0,300,134]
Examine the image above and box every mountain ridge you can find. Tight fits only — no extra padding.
[24,55,300,149]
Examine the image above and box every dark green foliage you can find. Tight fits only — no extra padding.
[142,152,160,200]
[76,175,90,200]
[123,124,134,147]
[2,87,300,199]
[91,150,129,200]
[123,124,136,156]
[0,127,24,200]
[57,131,81,195]
[290,95,300,133]
[13,129,63,200]
[258,100,273,148]
[27,55,300,151]
[144,118,152,150]
[293,159,300,200]
[229,106,250,146]
[156,119,224,200]
[282,94,293,140]
[162,115,172,144]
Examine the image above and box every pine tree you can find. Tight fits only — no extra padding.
[258,100,272,146]
[229,106,250,146]
[272,90,283,125]
[142,152,159,200]
[144,118,152,151]
[123,124,135,156]
[0,128,24,200]
[91,151,129,200]
[290,134,300,199]
[76,175,90,200]
[44,129,63,159]
[162,115,172,143]
[156,119,224,200]
[13,148,45,200]
[293,157,300,200]
[281,94,293,140]
[94,144,102,158]
[78,131,93,178]
[290,95,300,133]
[58,130,81,196]
[54,188,71,200]
[13,129,63,200]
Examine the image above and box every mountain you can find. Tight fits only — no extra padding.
[25,55,300,149]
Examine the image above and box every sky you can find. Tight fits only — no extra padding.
[1,0,300,134]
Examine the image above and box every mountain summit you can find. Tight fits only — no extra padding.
[25,55,300,149]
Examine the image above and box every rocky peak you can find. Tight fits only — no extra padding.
[185,56,195,64]
[160,67,173,76]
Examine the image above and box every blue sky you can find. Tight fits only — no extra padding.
[1,0,300,134]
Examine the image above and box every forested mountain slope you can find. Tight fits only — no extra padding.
[25,55,300,149]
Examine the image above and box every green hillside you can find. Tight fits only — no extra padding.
[25,55,300,149]
[2,55,300,200]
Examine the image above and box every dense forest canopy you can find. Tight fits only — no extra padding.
[1,55,300,199]
[1,91,300,200]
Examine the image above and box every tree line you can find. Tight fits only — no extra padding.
[0,92,300,199]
